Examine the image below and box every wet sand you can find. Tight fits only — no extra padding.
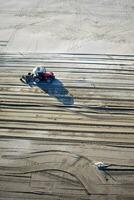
[0,53,134,199]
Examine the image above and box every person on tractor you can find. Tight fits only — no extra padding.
[32,66,46,76]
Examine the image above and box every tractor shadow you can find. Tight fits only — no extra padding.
[36,79,74,106]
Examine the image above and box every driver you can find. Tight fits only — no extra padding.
[32,66,46,76]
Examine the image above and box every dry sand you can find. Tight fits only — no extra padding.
[0,0,134,54]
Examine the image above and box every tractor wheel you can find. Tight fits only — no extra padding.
[47,78,53,83]
[34,77,40,83]
[47,76,55,83]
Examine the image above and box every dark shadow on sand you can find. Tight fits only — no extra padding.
[36,79,74,106]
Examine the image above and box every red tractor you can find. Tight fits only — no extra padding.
[20,67,55,84]
[33,71,55,83]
